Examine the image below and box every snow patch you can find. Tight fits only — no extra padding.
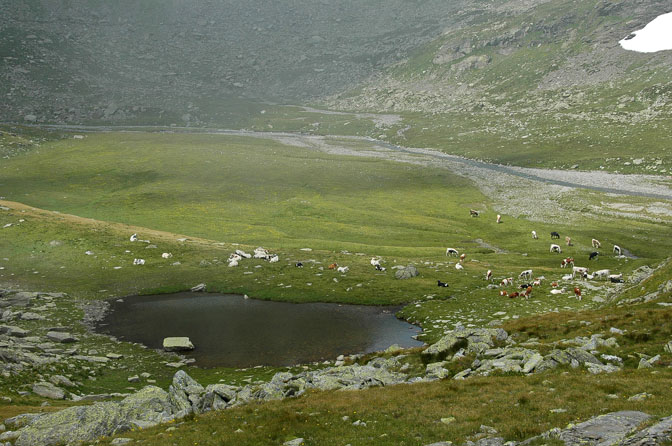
[619,12,672,53]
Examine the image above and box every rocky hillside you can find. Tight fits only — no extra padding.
[0,0,482,126]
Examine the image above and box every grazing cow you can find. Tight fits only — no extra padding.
[268,255,279,263]
[437,280,449,287]
[161,252,173,259]
[375,264,386,272]
[565,236,572,246]
[130,233,138,242]
[550,244,562,253]
[613,245,622,256]
[236,249,252,259]
[496,214,502,224]
[133,258,145,265]
[524,286,533,298]
[551,231,560,239]
[296,262,303,268]
[561,257,574,268]
[337,266,349,273]
[592,238,601,248]
[455,263,464,270]
[589,251,599,261]
[500,277,514,287]
[594,269,611,280]
[328,263,338,270]
[519,283,532,290]
[608,273,623,281]
[610,277,625,283]
[446,248,459,257]
[500,290,508,296]
[459,253,466,262]
[519,269,533,280]
[470,209,480,217]
[486,269,492,281]
[533,279,542,286]
[572,266,588,278]
[532,230,538,239]
[573,287,582,300]
[509,292,520,298]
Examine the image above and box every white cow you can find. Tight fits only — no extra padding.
[455,263,464,270]
[254,247,270,259]
[519,269,532,280]
[446,248,459,257]
[268,255,279,263]
[133,258,145,265]
[228,259,239,267]
[337,266,349,273]
[593,269,611,280]
[550,244,562,253]
[370,257,382,267]
[161,252,173,259]
[592,238,601,248]
[613,245,622,255]
[130,233,138,242]
[228,253,242,262]
[572,266,588,278]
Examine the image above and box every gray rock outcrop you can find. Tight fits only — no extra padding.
[395,265,419,280]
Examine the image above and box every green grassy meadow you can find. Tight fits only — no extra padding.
[1,129,671,444]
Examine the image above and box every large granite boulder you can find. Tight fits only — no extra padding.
[14,386,174,446]
[395,265,419,280]
[163,337,194,351]
[168,370,204,416]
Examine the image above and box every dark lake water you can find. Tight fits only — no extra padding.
[95,292,423,368]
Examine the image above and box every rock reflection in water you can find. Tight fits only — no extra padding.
[97,292,423,368]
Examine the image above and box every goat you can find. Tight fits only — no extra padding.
[519,269,533,280]
[370,257,381,267]
[496,214,502,224]
[574,287,582,300]
[130,233,138,242]
[375,264,386,272]
[455,263,464,270]
[565,236,572,246]
[592,238,601,248]
[337,266,349,273]
[551,282,558,287]
[132,258,145,265]
[328,263,338,270]
[228,253,242,262]
[470,209,480,217]
[572,266,588,278]
[613,245,622,256]
[500,277,514,287]
[500,290,508,296]
[161,252,173,259]
[485,269,492,281]
[295,262,303,268]
[533,279,542,286]
[532,230,538,239]
[583,272,594,280]
[509,292,520,298]
[519,283,532,289]
[235,249,252,259]
[550,244,562,253]
[446,248,459,257]
[561,257,574,268]
[593,269,611,280]
[254,247,270,259]
[562,274,573,280]
[589,251,599,261]
[228,259,238,267]
[551,231,560,239]
[550,288,565,295]
[437,280,449,287]
[268,255,279,263]
[610,276,625,283]
[608,273,623,281]
[459,253,466,262]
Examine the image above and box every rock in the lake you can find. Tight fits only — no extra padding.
[395,265,419,280]
[32,382,65,400]
[46,332,78,343]
[163,337,194,352]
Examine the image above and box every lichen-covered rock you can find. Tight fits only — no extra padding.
[168,370,204,416]
[548,411,650,446]
[31,382,65,400]
[395,265,419,280]
[15,386,173,446]
[162,337,194,352]
[620,415,672,446]
[425,361,451,380]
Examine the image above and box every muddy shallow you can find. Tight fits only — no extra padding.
[95,292,423,368]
